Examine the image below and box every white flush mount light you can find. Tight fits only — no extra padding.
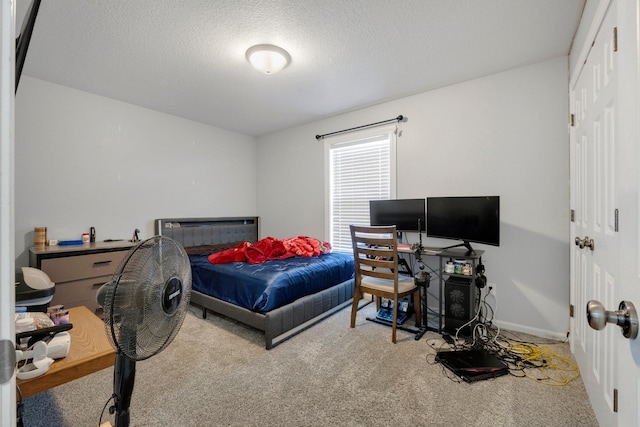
[245,44,291,74]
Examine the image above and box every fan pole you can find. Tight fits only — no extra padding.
[114,353,136,427]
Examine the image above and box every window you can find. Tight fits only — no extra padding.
[325,126,397,253]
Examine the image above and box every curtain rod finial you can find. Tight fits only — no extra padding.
[397,115,404,122]
[315,135,322,140]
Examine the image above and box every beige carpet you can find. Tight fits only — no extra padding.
[21,303,598,426]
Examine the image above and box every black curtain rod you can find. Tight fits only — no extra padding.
[315,115,404,140]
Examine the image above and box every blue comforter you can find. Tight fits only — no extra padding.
[189,252,354,313]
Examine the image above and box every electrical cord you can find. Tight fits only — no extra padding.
[432,282,580,387]
[502,342,580,386]
[482,285,500,339]
[453,287,484,343]
[498,329,566,346]
[403,249,582,387]
[99,393,116,427]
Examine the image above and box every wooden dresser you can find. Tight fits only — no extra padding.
[29,241,136,313]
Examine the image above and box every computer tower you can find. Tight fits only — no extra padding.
[443,276,476,335]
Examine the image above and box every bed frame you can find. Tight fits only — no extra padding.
[155,217,354,349]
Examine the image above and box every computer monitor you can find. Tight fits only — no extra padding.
[426,196,500,253]
[369,198,426,232]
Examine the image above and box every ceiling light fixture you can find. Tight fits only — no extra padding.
[245,44,291,75]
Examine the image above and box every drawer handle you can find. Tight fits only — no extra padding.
[93,260,112,267]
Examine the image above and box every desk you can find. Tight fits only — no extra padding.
[398,246,484,335]
[17,306,115,399]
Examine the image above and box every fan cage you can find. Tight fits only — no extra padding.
[103,236,192,361]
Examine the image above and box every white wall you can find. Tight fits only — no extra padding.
[257,57,570,338]
[14,57,571,338]
[14,76,257,266]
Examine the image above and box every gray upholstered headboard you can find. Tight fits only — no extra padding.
[154,217,259,248]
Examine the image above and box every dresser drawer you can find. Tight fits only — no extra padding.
[51,275,111,313]
[41,251,127,283]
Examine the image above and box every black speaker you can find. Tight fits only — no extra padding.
[443,276,476,335]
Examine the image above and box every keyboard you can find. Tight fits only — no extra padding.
[422,246,442,253]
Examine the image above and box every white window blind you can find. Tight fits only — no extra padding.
[326,127,396,253]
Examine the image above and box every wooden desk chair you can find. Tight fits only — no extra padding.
[349,225,421,343]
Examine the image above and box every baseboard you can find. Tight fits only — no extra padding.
[494,319,567,341]
[423,303,568,341]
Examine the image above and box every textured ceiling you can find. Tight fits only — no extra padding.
[17,0,585,137]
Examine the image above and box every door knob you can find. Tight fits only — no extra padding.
[586,300,639,339]
[574,236,595,250]
[584,236,595,251]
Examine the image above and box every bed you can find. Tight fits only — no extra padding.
[155,217,355,349]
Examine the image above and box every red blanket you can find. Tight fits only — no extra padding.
[208,236,332,265]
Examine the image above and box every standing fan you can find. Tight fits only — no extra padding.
[97,236,191,427]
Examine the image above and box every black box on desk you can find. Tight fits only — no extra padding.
[443,276,476,335]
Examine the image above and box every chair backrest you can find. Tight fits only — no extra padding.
[350,225,399,286]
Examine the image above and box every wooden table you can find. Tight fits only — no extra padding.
[17,306,116,399]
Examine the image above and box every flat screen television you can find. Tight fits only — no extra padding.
[369,198,426,232]
[426,196,500,254]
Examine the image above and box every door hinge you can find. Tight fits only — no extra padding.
[615,208,619,232]
[569,304,574,318]
[0,340,16,385]
[570,209,575,222]
[614,388,618,412]
[570,114,575,127]
[614,27,618,52]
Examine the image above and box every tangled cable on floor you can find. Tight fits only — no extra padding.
[494,334,580,386]
[433,286,580,386]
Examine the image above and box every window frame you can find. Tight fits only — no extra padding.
[324,125,397,253]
